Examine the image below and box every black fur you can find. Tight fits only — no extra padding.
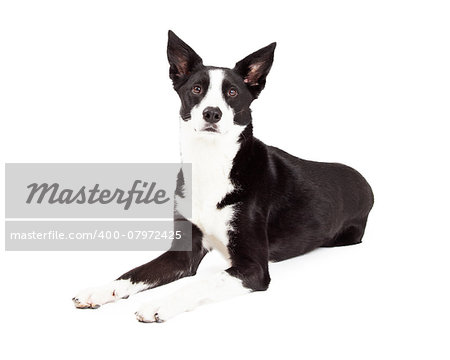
[118,31,374,295]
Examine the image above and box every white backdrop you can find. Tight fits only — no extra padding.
[1,1,449,359]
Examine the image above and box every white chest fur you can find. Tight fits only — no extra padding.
[176,123,241,259]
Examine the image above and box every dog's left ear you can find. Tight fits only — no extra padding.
[167,30,203,88]
[233,42,276,98]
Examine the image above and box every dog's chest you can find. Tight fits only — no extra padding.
[177,135,240,252]
[190,156,234,241]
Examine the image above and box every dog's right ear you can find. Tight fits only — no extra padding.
[167,30,203,88]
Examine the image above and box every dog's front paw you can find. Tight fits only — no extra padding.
[72,285,117,309]
[135,298,186,323]
[135,302,166,323]
[72,279,143,309]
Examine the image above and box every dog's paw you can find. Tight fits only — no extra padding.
[135,298,187,323]
[135,308,162,323]
[73,284,119,309]
[72,279,147,309]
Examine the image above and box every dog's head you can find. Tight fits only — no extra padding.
[167,30,276,138]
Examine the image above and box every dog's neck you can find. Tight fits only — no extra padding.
[178,121,253,207]
[179,121,252,166]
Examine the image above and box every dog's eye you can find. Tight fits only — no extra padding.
[192,85,202,94]
[228,88,238,97]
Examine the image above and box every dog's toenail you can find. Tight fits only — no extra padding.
[154,313,161,323]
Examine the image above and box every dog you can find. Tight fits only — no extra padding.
[73,30,374,322]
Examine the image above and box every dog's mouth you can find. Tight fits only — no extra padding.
[201,124,220,133]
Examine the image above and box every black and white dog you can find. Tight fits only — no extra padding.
[73,31,374,322]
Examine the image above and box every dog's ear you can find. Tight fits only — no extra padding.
[167,30,203,87]
[233,42,276,98]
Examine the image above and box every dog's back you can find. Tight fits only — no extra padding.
[266,145,374,260]
[219,136,374,262]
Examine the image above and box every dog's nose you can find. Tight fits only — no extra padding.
[203,107,222,123]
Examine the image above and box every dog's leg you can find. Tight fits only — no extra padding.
[135,225,270,322]
[72,221,207,309]
[135,270,250,322]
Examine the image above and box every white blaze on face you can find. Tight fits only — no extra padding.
[189,69,235,134]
